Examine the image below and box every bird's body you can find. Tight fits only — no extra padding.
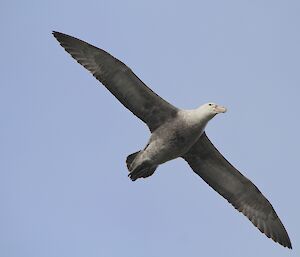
[53,31,292,249]
[128,109,210,179]
[131,108,214,172]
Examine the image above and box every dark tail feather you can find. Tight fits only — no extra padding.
[126,151,158,181]
[129,164,158,181]
[126,151,140,170]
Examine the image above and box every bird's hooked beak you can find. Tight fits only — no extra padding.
[214,105,227,113]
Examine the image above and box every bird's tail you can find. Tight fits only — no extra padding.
[126,151,157,181]
[126,151,140,170]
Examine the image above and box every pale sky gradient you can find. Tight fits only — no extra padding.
[1,0,299,256]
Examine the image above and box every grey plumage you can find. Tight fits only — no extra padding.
[183,133,292,248]
[53,31,292,249]
[52,32,177,132]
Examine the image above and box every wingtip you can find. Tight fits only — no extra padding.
[282,241,292,249]
[286,239,292,249]
[52,31,62,39]
[277,236,292,249]
[269,226,292,249]
[52,31,61,42]
[52,31,70,42]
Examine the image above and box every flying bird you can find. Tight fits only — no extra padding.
[53,31,292,249]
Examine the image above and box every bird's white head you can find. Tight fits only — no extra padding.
[197,102,227,119]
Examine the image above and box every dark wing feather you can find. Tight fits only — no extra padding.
[53,31,178,132]
[183,132,292,249]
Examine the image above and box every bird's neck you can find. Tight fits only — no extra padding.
[182,109,213,130]
[193,108,214,124]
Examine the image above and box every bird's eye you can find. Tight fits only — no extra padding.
[209,103,212,106]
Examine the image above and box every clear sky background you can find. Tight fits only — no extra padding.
[1,0,299,256]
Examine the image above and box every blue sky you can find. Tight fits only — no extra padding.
[1,0,299,256]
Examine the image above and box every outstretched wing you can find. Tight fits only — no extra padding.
[183,132,292,249]
[53,31,178,132]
